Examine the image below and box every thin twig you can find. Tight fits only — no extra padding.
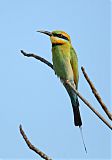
[81,66,112,121]
[21,50,53,69]
[19,124,52,160]
[64,82,112,130]
[21,50,112,130]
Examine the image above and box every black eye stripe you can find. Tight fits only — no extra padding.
[53,33,69,41]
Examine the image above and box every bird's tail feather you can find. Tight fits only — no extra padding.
[72,100,82,126]
[64,83,82,126]
[79,126,87,154]
[63,83,86,153]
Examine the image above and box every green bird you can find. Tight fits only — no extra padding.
[38,30,81,126]
[37,30,87,153]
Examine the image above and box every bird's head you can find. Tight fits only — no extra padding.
[37,30,71,45]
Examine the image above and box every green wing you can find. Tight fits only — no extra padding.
[70,47,79,88]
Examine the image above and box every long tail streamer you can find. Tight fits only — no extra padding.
[79,126,87,154]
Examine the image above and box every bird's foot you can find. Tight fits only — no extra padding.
[65,80,70,83]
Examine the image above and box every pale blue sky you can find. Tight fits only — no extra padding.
[0,0,111,159]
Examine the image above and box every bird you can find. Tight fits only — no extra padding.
[37,30,87,153]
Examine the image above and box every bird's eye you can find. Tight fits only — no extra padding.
[58,34,69,41]
[53,33,69,41]
[59,34,63,37]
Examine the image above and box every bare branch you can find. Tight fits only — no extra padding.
[21,50,53,69]
[21,50,112,130]
[64,82,112,130]
[81,66,112,121]
[19,124,52,160]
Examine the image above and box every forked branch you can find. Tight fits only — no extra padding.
[65,81,112,130]
[20,50,112,131]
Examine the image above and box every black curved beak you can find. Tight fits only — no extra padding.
[37,30,52,36]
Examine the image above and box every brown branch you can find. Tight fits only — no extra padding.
[65,81,112,130]
[21,50,53,69]
[21,50,112,130]
[81,66,112,121]
[19,124,52,160]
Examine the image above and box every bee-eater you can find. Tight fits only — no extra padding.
[37,30,87,153]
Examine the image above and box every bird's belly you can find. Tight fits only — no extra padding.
[52,49,73,81]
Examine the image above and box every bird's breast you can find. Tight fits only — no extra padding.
[52,45,74,81]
